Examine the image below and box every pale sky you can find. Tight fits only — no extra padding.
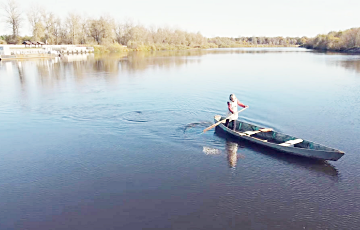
[1,0,359,37]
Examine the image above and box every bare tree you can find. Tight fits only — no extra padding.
[89,16,115,44]
[89,19,102,44]
[33,21,45,42]
[2,0,22,40]
[78,16,89,44]
[52,17,62,44]
[42,10,56,44]
[27,5,42,39]
[114,19,134,45]
[342,28,360,48]
[66,12,81,44]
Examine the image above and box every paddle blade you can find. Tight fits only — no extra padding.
[203,119,225,133]
[203,124,217,133]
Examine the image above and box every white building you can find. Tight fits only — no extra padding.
[0,46,11,56]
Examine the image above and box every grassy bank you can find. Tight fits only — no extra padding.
[92,43,218,53]
[92,43,299,53]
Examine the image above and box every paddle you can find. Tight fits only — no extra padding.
[203,107,248,133]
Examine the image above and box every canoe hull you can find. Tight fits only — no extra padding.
[215,117,344,161]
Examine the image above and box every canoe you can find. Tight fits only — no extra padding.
[214,115,345,161]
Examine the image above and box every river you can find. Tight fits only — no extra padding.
[0,48,359,230]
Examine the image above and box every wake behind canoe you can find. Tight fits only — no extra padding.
[214,115,345,161]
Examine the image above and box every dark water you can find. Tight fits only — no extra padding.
[1,48,360,230]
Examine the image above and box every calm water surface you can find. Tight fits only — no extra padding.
[0,48,360,230]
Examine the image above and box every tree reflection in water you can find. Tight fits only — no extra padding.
[337,59,360,74]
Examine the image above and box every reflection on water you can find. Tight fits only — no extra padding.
[202,146,222,155]
[2,47,360,230]
[336,58,360,73]
[202,141,245,168]
[16,61,24,87]
[61,54,94,63]
[0,51,202,87]
[0,48,306,75]
[316,51,360,73]
[225,141,239,168]
[183,121,213,134]
[120,52,201,72]
[1,49,359,91]
[259,146,340,180]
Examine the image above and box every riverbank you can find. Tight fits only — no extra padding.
[303,27,360,54]
[342,47,360,54]
[305,46,360,54]
[92,43,299,53]
[0,43,301,60]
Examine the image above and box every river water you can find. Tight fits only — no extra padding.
[0,48,359,230]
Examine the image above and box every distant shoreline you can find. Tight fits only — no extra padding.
[303,28,360,54]
[304,46,360,54]
[3,45,359,61]
[93,44,300,53]
[0,45,297,61]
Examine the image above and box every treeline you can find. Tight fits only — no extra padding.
[0,0,213,50]
[0,0,307,51]
[0,6,214,51]
[1,0,359,53]
[208,36,307,48]
[304,28,360,52]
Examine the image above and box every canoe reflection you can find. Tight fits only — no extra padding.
[215,127,339,179]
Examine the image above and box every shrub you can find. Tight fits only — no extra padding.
[93,45,109,53]
[106,43,127,53]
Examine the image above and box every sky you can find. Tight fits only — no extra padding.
[1,0,359,37]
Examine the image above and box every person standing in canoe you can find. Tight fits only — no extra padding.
[226,94,248,130]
